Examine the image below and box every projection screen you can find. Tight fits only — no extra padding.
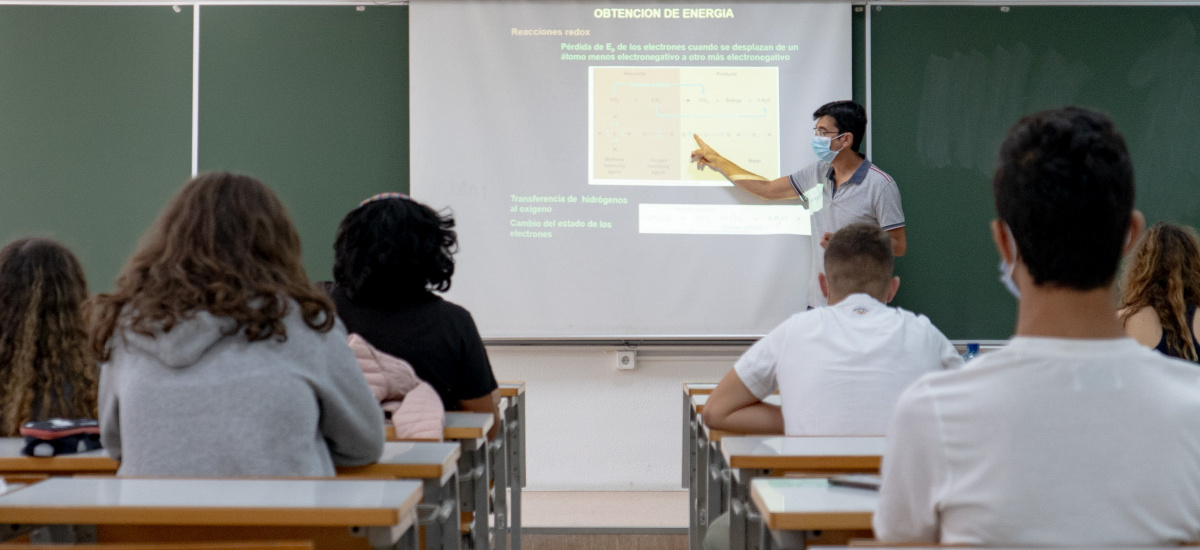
[410,1,852,339]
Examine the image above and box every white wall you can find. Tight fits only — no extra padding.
[488,346,744,491]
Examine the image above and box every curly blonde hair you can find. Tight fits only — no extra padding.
[1120,222,1200,361]
[88,172,335,361]
[0,238,97,436]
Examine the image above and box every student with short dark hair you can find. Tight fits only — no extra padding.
[324,193,500,437]
[690,100,906,308]
[702,222,958,437]
[874,107,1200,545]
[91,172,384,477]
[1120,222,1200,362]
[0,238,97,436]
[701,223,958,550]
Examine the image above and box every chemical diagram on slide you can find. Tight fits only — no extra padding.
[589,66,780,186]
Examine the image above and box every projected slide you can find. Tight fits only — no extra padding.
[589,66,779,186]
[410,1,852,338]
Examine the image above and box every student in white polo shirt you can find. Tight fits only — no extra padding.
[874,107,1200,546]
[700,223,959,550]
[701,223,960,438]
[690,100,906,308]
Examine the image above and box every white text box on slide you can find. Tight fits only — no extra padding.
[639,203,811,235]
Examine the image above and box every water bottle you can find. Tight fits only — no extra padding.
[961,342,980,362]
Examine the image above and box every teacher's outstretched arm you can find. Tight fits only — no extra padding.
[689,134,804,202]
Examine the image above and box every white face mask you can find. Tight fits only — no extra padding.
[998,225,1134,299]
[998,224,1020,299]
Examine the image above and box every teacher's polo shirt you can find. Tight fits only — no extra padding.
[788,159,905,308]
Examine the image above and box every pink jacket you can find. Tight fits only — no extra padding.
[348,334,444,441]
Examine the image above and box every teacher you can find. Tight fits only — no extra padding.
[691,100,906,308]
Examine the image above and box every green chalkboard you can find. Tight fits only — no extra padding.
[198,5,409,286]
[872,5,1200,340]
[0,5,408,293]
[0,6,193,291]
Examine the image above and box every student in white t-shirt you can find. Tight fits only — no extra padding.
[874,107,1200,546]
[701,223,961,437]
[701,223,959,550]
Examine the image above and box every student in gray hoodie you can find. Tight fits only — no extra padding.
[88,172,384,477]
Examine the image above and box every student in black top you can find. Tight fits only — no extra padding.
[325,192,500,437]
[1120,222,1200,363]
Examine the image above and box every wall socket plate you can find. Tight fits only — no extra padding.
[613,350,637,370]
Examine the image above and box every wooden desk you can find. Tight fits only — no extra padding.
[686,393,777,550]
[340,442,461,550]
[0,439,116,475]
[720,437,883,473]
[441,412,492,441]
[438,413,493,550]
[498,381,526,550]
[0,478,423,550]
[683,383,718,550]
[750,478,875,550]
[385,411,493,550]
[0,439,458,550]
[339,442,459,483]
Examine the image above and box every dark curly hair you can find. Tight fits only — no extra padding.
[89,172,336,361]
[333,195,457,304]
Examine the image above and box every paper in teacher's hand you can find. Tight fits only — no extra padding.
[692,134,768,182]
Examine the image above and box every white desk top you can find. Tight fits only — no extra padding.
[0,477,422,527]
[0,437,456,482]
[720,436,885,471]
[338,441,460,483]
[442,412,494,440]
[684,382,719,395]
[498,382,525,397]
[750,478,876,531]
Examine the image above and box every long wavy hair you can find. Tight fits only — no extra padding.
[1120,222,1200,361]
[0,238,97,436]
[89,172,335,361]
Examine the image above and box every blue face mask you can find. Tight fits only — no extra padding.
[811,133,846,162]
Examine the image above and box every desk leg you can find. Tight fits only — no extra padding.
[491,430,508,550]
[683,392,692,489]
[704,439,724,541]
[517,392,526,488]
[457,437,490,550]
[505,401,522,550]
[365,519,417,550]
[473,438,491,549]
[424,471,462,550]
[691,419,707,550]
[687,399,699,550]
[407,525,421,550]
[727,467,766,550]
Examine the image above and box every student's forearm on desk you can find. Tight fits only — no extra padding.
[461,390,501,440]
[704,403,784,434]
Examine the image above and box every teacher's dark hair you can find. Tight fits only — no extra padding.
[333,196,457,303]
[813,100,867,154]
[993,106,1134,290]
